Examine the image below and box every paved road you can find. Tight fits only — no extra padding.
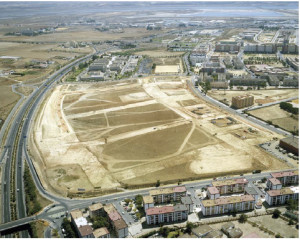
[188,77,291,137]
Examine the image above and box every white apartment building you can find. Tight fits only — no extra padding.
[265,186,299,206]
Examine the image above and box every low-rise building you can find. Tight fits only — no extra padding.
[232,95,254,109]
[221,222,243,238]
[146,204,188,225]
[279,137,299,156]
[192,225,213,238]
[265,186,299,206]
[200,195,255,216]
[270,170,299,186]
[149,186,187,204]
[113,219,128,238]
[93,227,110,238]
[211,178,249,195]
[207,187,220,200]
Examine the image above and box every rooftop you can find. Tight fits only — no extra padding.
[173,204,188,212]
[212,178,248,187]
[93,227,109,238]
[108,210,122,222]
[149,186,186,196]
[267,186,299,197]
[245,186,258,196]
[192,225,213,236]
[74,217,88,228]
[113,219,128,230]
[78,225,93,237]
[271,170,299,179]
[202,195,254,207]
[268,178,282,185]
[70,209,83,220]
[104,203,116,215]
[207,186,219,195]
[280,136,299,149]
[146,206,174,215]
[143,195,154,204]
[89,203,103,212]
[181,196,193,205]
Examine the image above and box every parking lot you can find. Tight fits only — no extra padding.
[260,140,298,167]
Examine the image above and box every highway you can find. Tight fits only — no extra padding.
[0,49,99,237]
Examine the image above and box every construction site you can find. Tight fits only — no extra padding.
[28,77,291,197]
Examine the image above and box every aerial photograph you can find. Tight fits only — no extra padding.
[0,0,298,238]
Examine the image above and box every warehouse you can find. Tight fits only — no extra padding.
[279,137,299,155]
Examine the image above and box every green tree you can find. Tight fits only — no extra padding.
[186,222,195,234]
[159,227,170,237]
[288,219,294,225]
[238,214,248,223]
[202,80,211,95]
[156,180,160,187]
[272,209,281,219]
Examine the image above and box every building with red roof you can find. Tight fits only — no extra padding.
[211,178,248,195]
[267,178,282,190]
[149,186,187,204]
[270,170,298,186]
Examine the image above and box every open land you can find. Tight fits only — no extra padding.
[29,76,291,197]
[248,104,299,132]
[208,89,298,106]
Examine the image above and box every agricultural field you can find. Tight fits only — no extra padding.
[248,104,299,132]
[29,77,291,197]
[208,89,298,107]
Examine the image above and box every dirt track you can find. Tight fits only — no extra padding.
[29,78,291,197]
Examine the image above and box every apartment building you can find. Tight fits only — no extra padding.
[181,196,194,213]
[146,204,188,225]
[70,209,93,238]
[78,225,94,238]
[200,195,255,216]
[88,203,104,218]
[149,186,187,204]
[103,204,128,238]
[143,195,154,211]
[267,178,282,190]
[270,170,299,186]
[215,40,241,53]
[211,178,249,195]
[231,95,254,109]
[265,186,299,206]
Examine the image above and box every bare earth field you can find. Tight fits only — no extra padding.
[29,78,291,197]
[249,104,299,132]
[0,77,20,121]
[208,89,298,106]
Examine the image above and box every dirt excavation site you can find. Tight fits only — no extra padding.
[29,77,290,197]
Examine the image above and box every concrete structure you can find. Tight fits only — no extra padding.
[244,187,259,203]
[88,203,103,218]
[206,230,223,238]
[200,195,255,216]
[270,170,299,186]
[279,137,299,156]
[93,227,110,238]
[181,196,194,213]
[211,178,249,195]
[267,178,282,190]
[146,204,188,225]
[192,225,213,238]
[215,40,241,53]
[149,186,187,204]
[244,44,276,53]
[221,222,243,238]
[232,95,254,109]
[265,186,299,206]
[142,195,154,211]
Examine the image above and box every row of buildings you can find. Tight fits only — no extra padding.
[70,202,128,238]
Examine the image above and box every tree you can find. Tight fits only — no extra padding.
[261,177,267,183]
[288,219,294,225]
[287,199,298,211]
[272,209,281,219]
[202,80,211,95]
[72,66,76,72]
[186,222,194,234]
[159,227,170,237]
[230,82,234,90]
[156,180,160,187]
[238,214,248,223]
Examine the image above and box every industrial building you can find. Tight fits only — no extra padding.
[279,137,299,156]
[231,95,254,109]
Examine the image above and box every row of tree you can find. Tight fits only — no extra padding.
[280,102,298,115]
